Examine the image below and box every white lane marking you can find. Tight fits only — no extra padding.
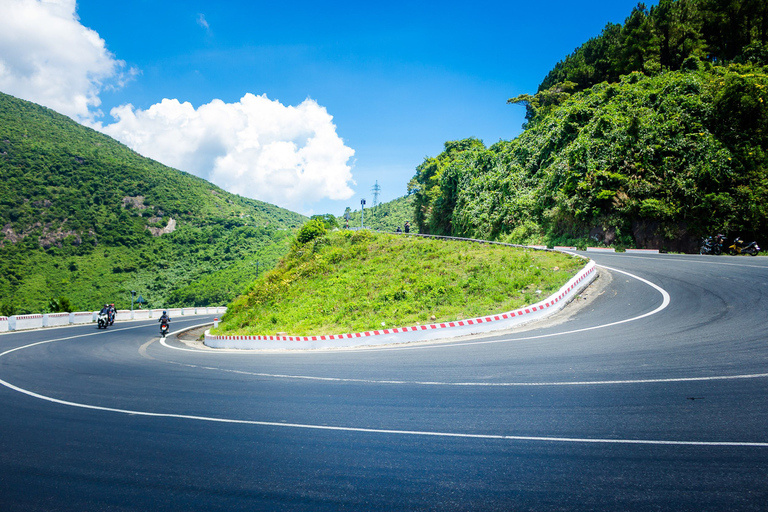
[158,265,670,355]
[0,365,766,447]
[2,325,767,448]
[156,269,762,385]
[153,360,768,387]
[0,322,170,356]
[600,253,768,270]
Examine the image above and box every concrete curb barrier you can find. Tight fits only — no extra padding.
[133,310,151,320]
[205,259,598,350]
[625,249,660,254]
[43,313,70,327]
[9,314,44,331]
[1,306,226,332]
[70,312,93,325]
[586,247,616,253]
[114,309,132,321]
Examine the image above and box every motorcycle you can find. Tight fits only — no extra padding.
[97,312,109,329]
[160,321,170,337]
[728,237,761,256]
[700,234,725,255]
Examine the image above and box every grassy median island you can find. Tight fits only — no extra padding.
[214,226,584,337]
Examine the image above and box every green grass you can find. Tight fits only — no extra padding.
[215,230,584,336]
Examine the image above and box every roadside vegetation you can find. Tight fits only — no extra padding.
[215,226,583,336]
[410,1,768,252]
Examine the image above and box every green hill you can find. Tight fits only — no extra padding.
[215,227,582,336]
[0,92,306,314]
[409,1,768,251]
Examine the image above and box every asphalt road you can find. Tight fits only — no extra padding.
[0,253,767,511]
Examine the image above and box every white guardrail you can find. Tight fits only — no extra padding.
[0,307,227,333]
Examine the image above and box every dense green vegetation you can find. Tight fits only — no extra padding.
[216,230,582,336]
[539,0,768,95]
[411,1,768,251]
[339,194,415,232]
[0,92,306,314]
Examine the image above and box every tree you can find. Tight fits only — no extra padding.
[47,296,72,313]
[310,214,339,229]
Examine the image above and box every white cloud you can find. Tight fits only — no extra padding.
[0,0,132,122]
[196,13,209,31]
[0,0,356,211]
[100,94,356,212]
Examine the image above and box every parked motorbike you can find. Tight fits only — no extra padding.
[97,312,109,329]
[160,321,170,337]
[728,237,761,256]
[700,234,725,255]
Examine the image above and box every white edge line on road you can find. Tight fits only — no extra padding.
[153,359,768,387]
[0,370,765,447]
[154,266,766,386]
[2,269,766,447]
[605,253,768,270]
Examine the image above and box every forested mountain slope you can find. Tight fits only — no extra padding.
[539,0,768,96]
[410,1,768,251]
[0,92,306,314]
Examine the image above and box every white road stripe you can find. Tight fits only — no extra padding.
[2,269,765,447]
[604,253,768,270]
[154,359,768,387]
[0,370,766,447]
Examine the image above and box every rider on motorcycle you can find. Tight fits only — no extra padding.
[158,310,171,327]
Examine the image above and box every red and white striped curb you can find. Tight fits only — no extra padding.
[205,261,597,348]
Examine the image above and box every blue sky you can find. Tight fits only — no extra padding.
[1,0,655,216]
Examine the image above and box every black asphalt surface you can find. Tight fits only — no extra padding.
[1,253,767,511]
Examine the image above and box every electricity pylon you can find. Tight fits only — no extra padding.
[372,181,381,208]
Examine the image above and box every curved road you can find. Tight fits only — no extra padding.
[0,253,766,510]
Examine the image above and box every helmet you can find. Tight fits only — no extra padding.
[163,311,167,315]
